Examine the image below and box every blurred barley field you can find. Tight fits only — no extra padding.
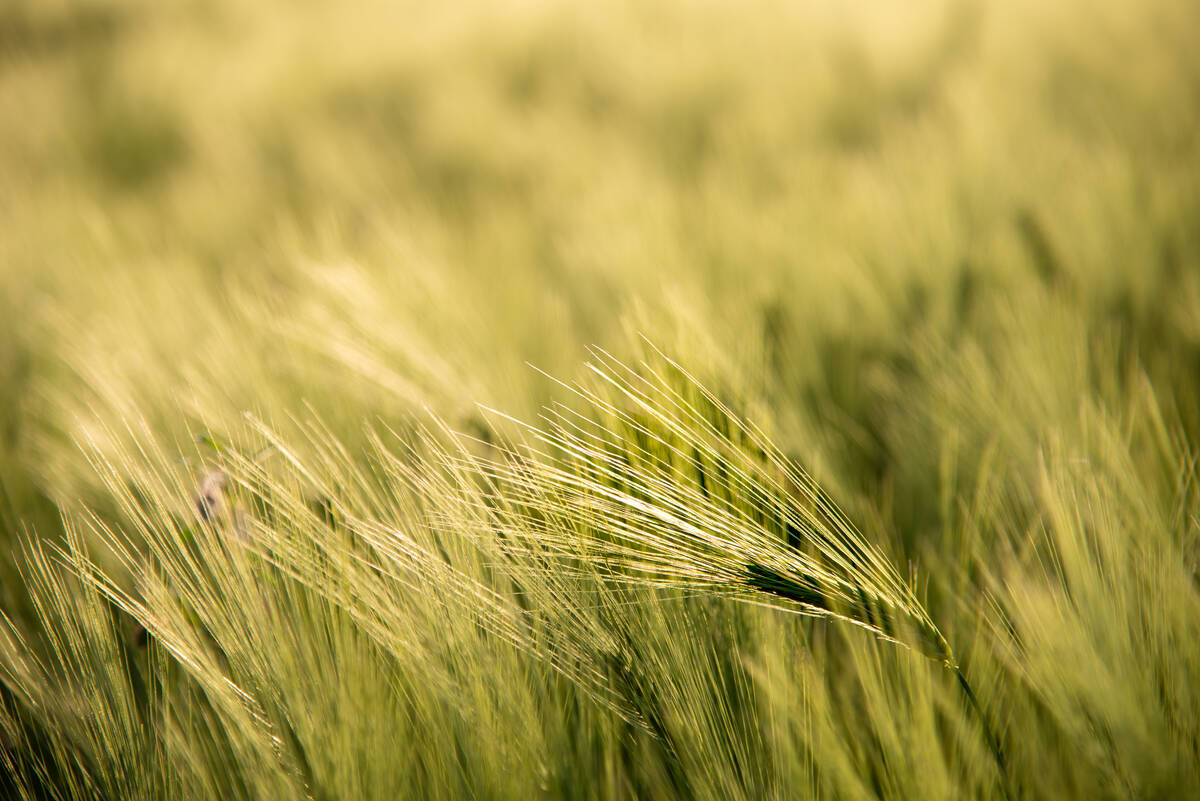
[1,0,1199,798]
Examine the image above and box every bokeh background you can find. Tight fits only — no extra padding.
[4,0,1198,586]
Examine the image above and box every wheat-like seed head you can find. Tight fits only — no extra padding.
[436,346,954,666]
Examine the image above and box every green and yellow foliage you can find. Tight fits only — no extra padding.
[1,0,1198,798]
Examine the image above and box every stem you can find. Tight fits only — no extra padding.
[955,666,1013,801]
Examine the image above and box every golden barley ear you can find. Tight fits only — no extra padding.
[460,345,955,665]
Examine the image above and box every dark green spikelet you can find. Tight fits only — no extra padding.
[745,563,831,611]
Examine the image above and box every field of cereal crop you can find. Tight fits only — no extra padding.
[2,1,1199,798]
